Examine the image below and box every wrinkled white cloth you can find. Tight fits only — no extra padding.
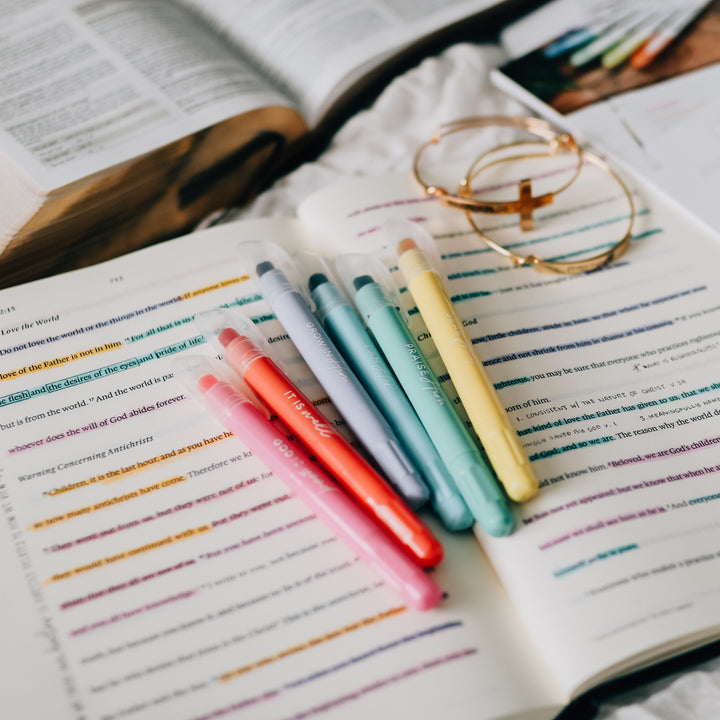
[221,40,720,720]
[223,42,524,222]
[595,656,720,720]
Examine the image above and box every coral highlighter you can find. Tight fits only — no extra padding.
[196,309,443,568]
[173,356,442,611]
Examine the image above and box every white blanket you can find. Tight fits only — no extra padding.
[223,43,523,222]
[222,41,720,720]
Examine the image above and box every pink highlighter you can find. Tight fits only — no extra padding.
[172,355,442,611]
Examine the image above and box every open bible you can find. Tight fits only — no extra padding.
[2,153,720,719]
[0,0,532,289]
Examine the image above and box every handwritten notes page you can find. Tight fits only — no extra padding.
[299,160,720,698]
[0,218,560,719]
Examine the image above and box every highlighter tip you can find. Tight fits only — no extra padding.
[483,503,516,538]
[409,579,444,611]
[397,238,418,255]
[197,373,219,394]
[307,272,328,292]
[508,480,539,504]
[353,274,374,291]
[415,536,444,568]
[256,260,275,277]
[629,52,651,69]
[218,327,240,348]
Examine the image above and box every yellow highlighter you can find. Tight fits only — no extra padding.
[393,221,538,503]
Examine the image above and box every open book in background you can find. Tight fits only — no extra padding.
[0,0,541,290]
[492,0,720,232]
[2,140,720,718]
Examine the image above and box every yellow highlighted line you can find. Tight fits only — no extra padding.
[46,431,232,496]
[29,476,186,530]
[43,524,211,585]
[179,276,248,300]
[2,343,122,381]
[219,606,406,682]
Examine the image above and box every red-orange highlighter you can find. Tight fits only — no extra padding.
[195,308,443,568]
[172,356,442,610]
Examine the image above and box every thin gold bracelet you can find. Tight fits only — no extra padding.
[412,115,582,231]
[464,149,636,274]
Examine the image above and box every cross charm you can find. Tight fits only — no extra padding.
[435,174,556,231]
[517,178,553,232]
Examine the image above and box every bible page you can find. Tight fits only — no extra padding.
[174,0,514,125]
[298,155,720,698]
[0,216,561,720]
[0,0,296,194]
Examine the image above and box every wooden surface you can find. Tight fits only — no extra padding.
[0,107,307,289]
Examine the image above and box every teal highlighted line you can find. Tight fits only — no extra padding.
[479,285,703,350]
[448,267,497,280]
[529,434,615,462]
[444,212,655,271]
[524,380,720,444]
[554,543,639,577]
[520,380,720,462]
[1,299,282,408]
[441,208,653,264]
[1,300,283,409]
[689,492,720,506]
[495,210,652,259]
[125,298,269,344]
[451,289,492,303]
[252,313,276,324]
[125,315,195,344]
[234,293,263,307]
[495,376,532,390]
[0,336,206,408]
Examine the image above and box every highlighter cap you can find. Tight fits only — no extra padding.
[334,252,410,325]
[194,307,269,374]
[171,355,270,420]
[383,219,446,282]
[238,240,312,307]
[293,251,349,321]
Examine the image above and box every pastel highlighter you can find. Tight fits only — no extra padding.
[248,243,428,509]
[335,252,512,536]
[173,356,442,611]
[299,252,472,532]
[195,308,443,568]
[392,220,538,503]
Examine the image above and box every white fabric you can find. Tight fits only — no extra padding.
[595,656,720,720]
[221,40,720,719]
[223,43,524,222]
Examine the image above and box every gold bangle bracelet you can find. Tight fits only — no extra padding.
[460,138,584,231]
[464,150,636,274]
[412,115,582,231]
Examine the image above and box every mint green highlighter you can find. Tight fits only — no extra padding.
[297,253,472,531]
[336,253,514,538]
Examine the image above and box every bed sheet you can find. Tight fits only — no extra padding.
[220,41,720,720]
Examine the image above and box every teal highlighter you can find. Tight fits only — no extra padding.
[297,253,472,531]
[335,253,514,538]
